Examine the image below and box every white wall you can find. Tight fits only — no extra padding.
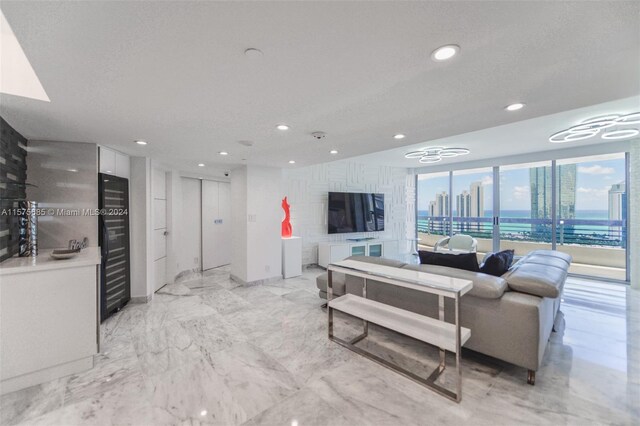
[26,141,98,249]
[231,166,282,284]
[283,160,414,265]
[129,156,153,300]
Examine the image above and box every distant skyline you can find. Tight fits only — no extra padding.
[417,156,626,212]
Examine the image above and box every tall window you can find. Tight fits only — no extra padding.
[416,153,629,282]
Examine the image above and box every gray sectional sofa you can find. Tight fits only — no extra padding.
[316,250,572,384]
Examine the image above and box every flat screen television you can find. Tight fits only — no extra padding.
[328,192,384,234]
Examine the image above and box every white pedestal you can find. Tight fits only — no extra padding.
[282,236,302,278]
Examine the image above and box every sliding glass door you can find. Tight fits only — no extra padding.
[415,152,629,282]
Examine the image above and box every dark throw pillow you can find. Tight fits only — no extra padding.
[418,250,480,272]
[480,250,515,277]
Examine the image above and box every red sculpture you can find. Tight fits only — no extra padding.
[281,196,292,238]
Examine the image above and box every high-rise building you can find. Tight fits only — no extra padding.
[608,182,626,246]
[608,182,626,220]
[456,190,470,217]
[434,191,449,217]
[469,181,484,232]
[456,190,470,231]
[529,164,576,238]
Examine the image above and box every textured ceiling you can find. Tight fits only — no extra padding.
[1,1,639,177]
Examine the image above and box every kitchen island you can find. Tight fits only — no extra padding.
[0,247,101,394]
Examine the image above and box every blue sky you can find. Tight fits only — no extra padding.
[417,155,626,212]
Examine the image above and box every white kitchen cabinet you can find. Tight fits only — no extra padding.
[99,147,116,174]
[115,152,130,179]
[0,248,101,394]
[99,147,129,179]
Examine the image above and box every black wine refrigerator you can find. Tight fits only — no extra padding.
[98,173,131,321]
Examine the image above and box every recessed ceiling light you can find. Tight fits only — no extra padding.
[505,103,525,111]
[277,124,290,131]
[219,151,228,156]
[244,48,263,58]
[330,150,338,154]
[67,168,78,172]
[288,160,296,164]
[134,140,147,145]
[394,134,406,140]
[431,44,460,62]
[198,163,205,167]
[106,170,112,173]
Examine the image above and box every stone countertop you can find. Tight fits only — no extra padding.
[0,247,101,276]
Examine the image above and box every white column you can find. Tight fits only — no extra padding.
[231,165,283,284]
[129,156,154,301]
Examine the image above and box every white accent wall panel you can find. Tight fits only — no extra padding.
[283,160,413,265]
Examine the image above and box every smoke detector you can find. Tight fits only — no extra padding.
[311,131,327,140]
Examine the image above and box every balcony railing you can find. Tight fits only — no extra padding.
[417,216,626,248]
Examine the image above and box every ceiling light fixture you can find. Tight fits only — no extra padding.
[431,44,460,62]
[276,124,290,131]
[394,134,406,140]
[67,168,78,172]
[134,140,147,145]
[198,163,205,167]
[405,146,470,164]
[601,128,640,140]
[288,160,296,164]
[330,150,338,154]
[505,103,525,111]
[549,111,640,143]
[219,151,228,156]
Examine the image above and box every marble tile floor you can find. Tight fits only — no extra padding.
[2,268,639,426]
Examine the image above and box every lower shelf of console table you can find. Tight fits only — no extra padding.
[327,259,473,402]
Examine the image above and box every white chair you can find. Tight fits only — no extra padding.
[434,234,477,254]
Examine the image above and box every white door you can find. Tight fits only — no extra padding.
[179,178,202,273]
[202,180,231,270]
[153,168,168,292]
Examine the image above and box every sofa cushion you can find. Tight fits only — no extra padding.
[529,250,572,265]
[523,254,569,270]
[504,263,567,298]
[402,264,507,299]
[480,250,514,277]
[418,251,480,272]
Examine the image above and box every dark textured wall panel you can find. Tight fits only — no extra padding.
[0,117,27,262]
